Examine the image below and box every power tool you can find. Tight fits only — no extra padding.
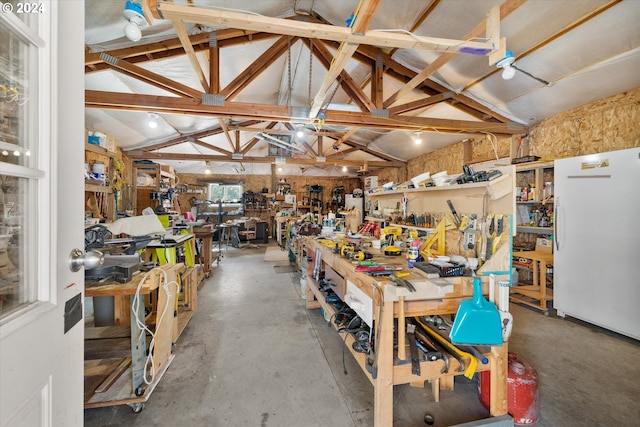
[382,226,403,256]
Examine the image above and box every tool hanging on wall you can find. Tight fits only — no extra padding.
[419,214,457,260]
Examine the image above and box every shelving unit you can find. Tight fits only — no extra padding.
[84,143,115,221]
[512,160,555,312]
[133,163,177,215]
[515,160,554,236]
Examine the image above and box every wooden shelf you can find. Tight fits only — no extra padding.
[85,142,115,158]
[368,172,511,201]
[85,183,113,194]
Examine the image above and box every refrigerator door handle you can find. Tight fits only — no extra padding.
[554,197,560,251]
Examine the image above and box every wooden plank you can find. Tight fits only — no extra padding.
[388,92,453,115]
[95,358,132,393]
[85,325,131,340]
[153,265,178,374]
[154,1,494,53]
[100,55,202,98]
[171,18,209,92]
[84,338,132,360]
[220,36,293,100]
[209,32,220,94]
[384,0,526,108]
[85,90,526,135]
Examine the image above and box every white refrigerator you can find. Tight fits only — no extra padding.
[554,147,640,340]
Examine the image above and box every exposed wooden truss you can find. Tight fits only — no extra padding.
[84,0,532,170]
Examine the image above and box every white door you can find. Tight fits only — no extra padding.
[0,2,85,426]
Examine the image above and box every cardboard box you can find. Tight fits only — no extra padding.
[536,238,553,254]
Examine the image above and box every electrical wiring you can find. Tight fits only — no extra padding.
[131,267,179,385]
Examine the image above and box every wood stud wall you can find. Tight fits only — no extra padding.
[370,88,640,183]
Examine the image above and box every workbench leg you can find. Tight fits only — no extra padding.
[489,345,508,416]
[374,300,394,427]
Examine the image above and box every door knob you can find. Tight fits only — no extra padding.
[69,248,104,272]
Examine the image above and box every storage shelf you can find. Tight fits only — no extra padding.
[517,226,553,234]
[368,173,510,199]
[85,143,115,158]
[85,183,113,194]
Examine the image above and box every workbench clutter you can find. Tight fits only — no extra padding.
[300,165,517,424]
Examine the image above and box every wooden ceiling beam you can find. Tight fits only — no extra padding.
[139,119,263,151]
[153,1,495,53]
[218,118,235,151]
[327,146,359,159]
[308,0,381,118]
[98,53,202,99]
[353,44,510,123]
[309,39,375,113]
[220,36,295,100]
[388,92,454,115]
[86,30,244,66]
[241,121,277,154]
[209,32,220,94]
[383,0,526,108]
[85,90,526,134]
[126,150,401,167]
[282,122,318,158]
[171,18,209,92]
[190,137,233,156]
[85,33,278,74]
[338,139,403,163]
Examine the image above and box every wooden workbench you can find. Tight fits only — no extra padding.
[304,238,508,426]
[511,250,554,312]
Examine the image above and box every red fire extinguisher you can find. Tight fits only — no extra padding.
[478,352,539,425]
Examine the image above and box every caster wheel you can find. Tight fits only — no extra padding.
[424,413,434,425]
[129,402,145,413]
[135,386,146,397]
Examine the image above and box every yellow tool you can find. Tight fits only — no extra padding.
[351,250,373,261]
[415,317,477,379]
[419,214,457,260]
[382,226,404,256]
[340,244,356,258]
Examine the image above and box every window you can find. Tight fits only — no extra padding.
[0,8,49,321]
[208,184,242,203]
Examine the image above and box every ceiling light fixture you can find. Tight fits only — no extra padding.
[496,50,516,80]
[123,1,146,42]
[414,131,423,145]
[147,112,159,129]
[204,162,212,174]
[342,165,348,172]
[496,50,552,86]
[295,124,304,139]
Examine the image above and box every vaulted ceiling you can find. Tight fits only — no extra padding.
[84,0,640,176]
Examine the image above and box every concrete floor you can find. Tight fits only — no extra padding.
[84,243,640,426]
